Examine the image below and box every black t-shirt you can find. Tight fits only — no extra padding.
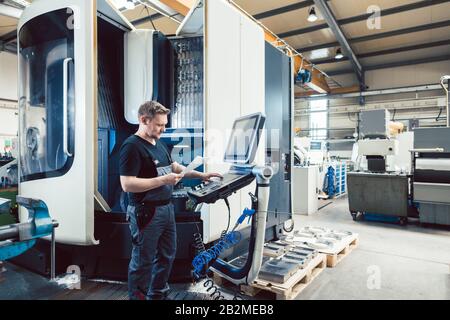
[119,135,173,205]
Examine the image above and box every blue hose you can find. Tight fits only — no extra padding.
[192,231,241,278]
[191,207,255,278]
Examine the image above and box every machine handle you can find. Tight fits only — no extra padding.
[283,152,291,181]
[410,148,444,153]
[63,57,73,157]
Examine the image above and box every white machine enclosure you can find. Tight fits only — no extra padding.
[309,140,327,165]
[18,0,99,245]
[17,0,272,246]
[18,0,134,245]
[292,166,318,215]
[201,0,266,243]
[357,139,399,156]
[124,30,155,125]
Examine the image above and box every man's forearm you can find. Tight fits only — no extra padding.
[121,176,166,193]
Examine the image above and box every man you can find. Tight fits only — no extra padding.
[120,101,221,300]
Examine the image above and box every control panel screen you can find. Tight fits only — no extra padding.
[223,113,265,164]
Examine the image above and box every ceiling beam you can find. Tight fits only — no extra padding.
[157,0,194,16]
[0,2,22,18]
[254,0,313,20]
[312,0,365,90]
[0,42,16,54]
[327,54,450,76]
[311,39,450,65]
[295,85,360,98]
[3,0,29,9]
[0,30,17,44]
[297,19,450,52]
[253,0,330,20]
[297,84,443,100]
[131,12,163,26]
[278,0,450,38]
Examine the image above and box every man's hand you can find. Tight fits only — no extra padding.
[201,172,223,182]
[162,173,184,185]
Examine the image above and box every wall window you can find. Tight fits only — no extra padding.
[309,99,328,140]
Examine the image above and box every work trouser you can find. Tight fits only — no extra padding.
[127,203,177,300]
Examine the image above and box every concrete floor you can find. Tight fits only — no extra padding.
[293,197,450,300]
[1,196,449,300]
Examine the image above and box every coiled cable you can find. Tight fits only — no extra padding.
[203,278,226,300]
[192,231,241,278]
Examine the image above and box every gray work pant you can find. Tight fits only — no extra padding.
[127,203,177,300]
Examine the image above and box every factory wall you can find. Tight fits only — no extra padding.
[0,52,18,101]
[331,60,450,89]
[0,52,18,154]
[295,60,450,141]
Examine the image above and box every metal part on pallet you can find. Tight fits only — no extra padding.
[293,231,316,238]
[304,226,328,234]
[258,259,299,284]
[281,255,309,269]
[272,240,295,250]
[290,248,317,259]
[318,234,341,242]
[230,255,270,269]
[263,243,286,257]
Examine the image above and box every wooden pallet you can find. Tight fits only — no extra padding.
[221,253,327,300]
[288,232,359,268]
[321,234,359,268]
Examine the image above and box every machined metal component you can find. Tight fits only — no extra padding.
[291,247,318,259]
[258,259,299,283]
[230,254,270,269]
[292,231,316,238]
[263,243,286,257]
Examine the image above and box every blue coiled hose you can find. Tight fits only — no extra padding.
[192,206,255,278]
[192,231,242,278]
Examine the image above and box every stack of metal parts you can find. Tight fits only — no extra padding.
[171,37,204,128]
[258,244,318,284]
[263,241,291,257]
[229,242,318,284]
[284,226,354,251]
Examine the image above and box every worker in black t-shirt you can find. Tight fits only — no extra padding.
[119,101,221,300]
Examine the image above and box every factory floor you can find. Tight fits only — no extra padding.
[1,196,449,300]
[292,197,450,300]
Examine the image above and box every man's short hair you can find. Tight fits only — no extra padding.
[138,101,170,120]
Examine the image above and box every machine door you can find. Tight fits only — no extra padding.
[19,9,75,181]
[18,1,97,245]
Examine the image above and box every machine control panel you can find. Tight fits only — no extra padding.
[188,112,265,204]
[188,173,254,204]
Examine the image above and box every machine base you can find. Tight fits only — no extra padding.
[11,212,203,282]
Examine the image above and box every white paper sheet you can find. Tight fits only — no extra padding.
[181,156,204,176]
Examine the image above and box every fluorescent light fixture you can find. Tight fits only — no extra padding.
[112,0,135,10]
[307,6,318,23]
[125,0,136,10]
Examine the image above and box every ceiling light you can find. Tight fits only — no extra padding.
[307,6,318,23]
[335,48,344,60]
[125,0,135,10]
